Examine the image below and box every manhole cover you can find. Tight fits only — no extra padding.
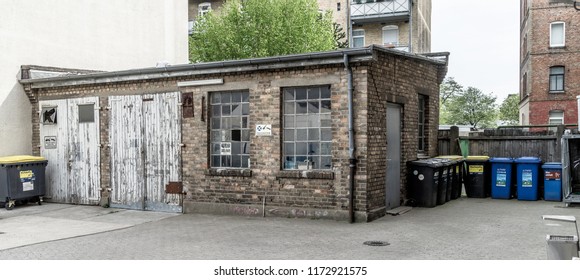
[363,241,390,246]
[0,232,5,234]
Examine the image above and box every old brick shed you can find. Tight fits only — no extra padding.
[19,46,448,222]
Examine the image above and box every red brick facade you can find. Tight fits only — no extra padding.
[520,0,580,126]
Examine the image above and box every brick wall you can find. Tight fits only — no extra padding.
[367,51,440,217]
[25,49,444,222]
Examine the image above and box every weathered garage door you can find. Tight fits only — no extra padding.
[39,97,101,205]
[109,92,182,212]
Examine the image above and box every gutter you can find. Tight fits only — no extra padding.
[344,53,356,224]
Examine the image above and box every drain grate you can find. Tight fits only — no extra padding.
[0,232,5,234]
[363,241,390,246]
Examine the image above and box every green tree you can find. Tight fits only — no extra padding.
[333,22,348,49]
[498,94,519,125]
[439,77,464,124]
[440,77,463,105]
[446,87,497,129]
[189,0,336,62]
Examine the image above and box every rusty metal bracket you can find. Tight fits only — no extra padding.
[165,181,184,194]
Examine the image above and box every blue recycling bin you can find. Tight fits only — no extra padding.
[542,162,562,201]
[515,157,542,201]
[489,157,514,199]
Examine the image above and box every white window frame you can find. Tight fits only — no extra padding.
[198,2,212,17]
[382,25,399,46]
[352,29,365,48]
[549,111,564,125]
[550,22,565,48]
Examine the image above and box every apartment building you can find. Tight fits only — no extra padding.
[519,0,580,126]
[188,0,431,53]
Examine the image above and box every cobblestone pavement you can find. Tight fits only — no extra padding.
[0,198,579,260]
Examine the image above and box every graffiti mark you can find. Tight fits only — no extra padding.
[232,206,259,216]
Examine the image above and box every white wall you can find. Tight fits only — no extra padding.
[0,0,188,156]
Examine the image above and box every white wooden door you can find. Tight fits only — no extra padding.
[39,97,101,205]
[109,92,182,212]
[109,95,145,209]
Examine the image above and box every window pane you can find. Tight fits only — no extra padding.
[321,86,331,99]
[352,30,364,36]
[284,116,294,127]
[321,156,332,169]
[242,103,249,115]
[211,156,220,167]
[296,142,308,155]
[308,142,320,155]
[211,118,220,129]
[284,143,294,155]
[242,92,249,102]
[221,92,231,103]
[551,67,564,75]
[222,105,231,116]
[308,101,319,114]
[242,116,248,128]
[321,142,332,155]
[296,115,308,127]
[78,104,94,123]
[353,37,364,48]
[308,88,320,99]
[297,129,308,141]
[211,93,221,104]
[308,128,319,141]
[296,102,308,114]
[212,105,220,117]
[321,128,332,141]
[284,89,294,101]
[284,129,294,141]
[284,102,295,115]
[232,156,241,168]
[231,104,241,115]
[232,92,242,102]
[242,156,250,168]
[551,23,564,46]
[320,100,331,113]
[308,115,320,127]
[242,130,250,141]
[320,114,331,127]
[232,130,241,141]
[296,88,307,100]
[311,156,321,169]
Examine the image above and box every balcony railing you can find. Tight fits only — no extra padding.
[382,43,409,52]
[351,0,410,22]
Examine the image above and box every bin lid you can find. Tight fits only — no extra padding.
[409,159,443,168]
[515,157,542,164]
[0,155,47,164]
[489,157,514,163]
[542,162,562,169]
[432,158,454,166]
[466,156,490,162]
[435,155,463,162]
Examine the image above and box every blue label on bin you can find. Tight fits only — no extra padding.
[522,170,533,187]
[496,168,507,187]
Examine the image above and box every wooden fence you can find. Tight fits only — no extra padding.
[438,125,569,162]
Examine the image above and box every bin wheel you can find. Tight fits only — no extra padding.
[37,197,42,206]
[6,200,15,211]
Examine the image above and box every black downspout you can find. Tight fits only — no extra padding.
[344,53,356,223]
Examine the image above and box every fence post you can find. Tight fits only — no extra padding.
[556,125,565,162]
[450,126,460,155]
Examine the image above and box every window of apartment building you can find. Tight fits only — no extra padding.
[283,86,332,170]
[549,110,564,130]
[522,73,528,99]
[550,22,565,47]
[382,25,399,46]
[198,3,212,17]
[418,94,426,152]
[210,91,250,168]
[549,66,565,92]
[352,29,365,48]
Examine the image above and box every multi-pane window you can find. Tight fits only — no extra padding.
[418,94,426,152]
[210,91,250,168]
[198,3,211,17]
[352,29,365,48]
[283,86,332,170]
[550,22,565,47]
[549,66,565,92]
[522,73,528,99]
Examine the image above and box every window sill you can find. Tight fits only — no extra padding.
[549,91,565,94]
[276,170,335,180]
[205,168,252,177]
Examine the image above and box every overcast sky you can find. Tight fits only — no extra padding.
[431,0,520,103]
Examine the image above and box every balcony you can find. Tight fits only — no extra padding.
[351,0,410,24]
